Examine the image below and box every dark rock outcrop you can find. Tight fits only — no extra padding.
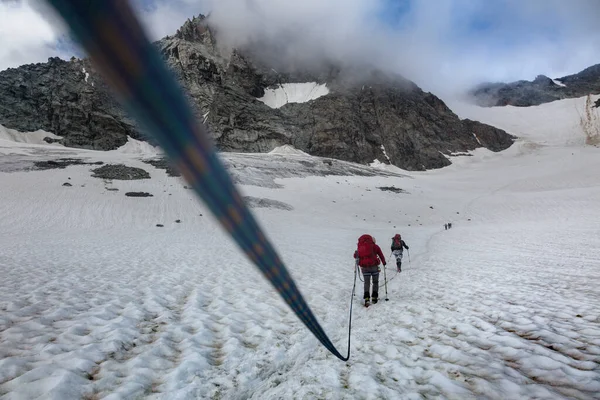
[0,15,514,170]
[91,164,150,180]
[378,186,406,194]
[142,159,181,177]
[0,57,140,149]
[125,192,153,197]
[34,158,103,170]
[470,65,600,107]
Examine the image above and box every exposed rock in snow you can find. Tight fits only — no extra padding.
[256,83,329,109]
[91,164,151,180]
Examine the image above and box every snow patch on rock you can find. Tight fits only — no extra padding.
[380,145,392,163]
[370,159,407,174]
[552,79,566,87]
[268,145,310,157]
[112,136,162,157]
[257,83,329,109]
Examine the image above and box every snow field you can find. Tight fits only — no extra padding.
[1,95,600,398]
[447,94,600,147]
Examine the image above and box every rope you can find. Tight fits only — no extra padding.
[356,262,364,282]
[46,0,351,361]
[344,263,357,357]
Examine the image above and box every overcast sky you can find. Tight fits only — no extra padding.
[1,0,599,95]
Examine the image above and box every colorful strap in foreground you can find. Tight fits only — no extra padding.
[45,0,349,361]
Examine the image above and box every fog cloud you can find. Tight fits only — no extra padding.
[204,0,600,96]
[1,0,599,97]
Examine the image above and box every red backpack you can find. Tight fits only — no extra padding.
[357,234,377,267]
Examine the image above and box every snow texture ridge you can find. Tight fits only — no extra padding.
[0,97,599,398]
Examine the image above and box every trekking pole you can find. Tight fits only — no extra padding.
[383,264,389,301]
[353,262,357,297]
[408,249,411,266]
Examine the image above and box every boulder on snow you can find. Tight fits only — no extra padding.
[92,164,150,180]
[125,192,153,197]
[142,158,181,177]
[378,186,406,194]
[35,158,103,170]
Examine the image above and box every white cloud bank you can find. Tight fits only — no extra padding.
[1,0,599,97]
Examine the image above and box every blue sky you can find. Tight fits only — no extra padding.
[1,0,599,95]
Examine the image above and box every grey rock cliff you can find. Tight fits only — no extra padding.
[0,15,514,170]
[0,57,140,149]
[470,65,600,107]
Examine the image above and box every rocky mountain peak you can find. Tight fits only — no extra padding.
[0,15,515,170]
[174,14,215,45]
[469,63,600,107]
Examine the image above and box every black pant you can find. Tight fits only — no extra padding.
[361,266,379,299]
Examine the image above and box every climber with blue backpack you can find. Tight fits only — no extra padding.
[354,234,386,307]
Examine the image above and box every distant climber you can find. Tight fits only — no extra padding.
[354,234,386,307]
[448,222,453,229]
[444,223,448,230]
[390,234,409,272]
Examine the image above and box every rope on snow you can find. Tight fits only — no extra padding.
[45,0,352,361]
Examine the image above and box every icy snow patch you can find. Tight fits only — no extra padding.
[268,145,310,157]
[380,145,392,163]
[447,94,600,147]
[370,159,407,174]
[112,136,162,157]
[0,124,62,145]
[257,83,329,109]
[82,67,89,83]
[553,79,566,87]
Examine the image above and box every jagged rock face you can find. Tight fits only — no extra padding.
[0,15,514,170]
[470,65,600,107]
[0,57,139,149]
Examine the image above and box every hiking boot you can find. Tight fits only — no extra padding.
[372,298,378,304]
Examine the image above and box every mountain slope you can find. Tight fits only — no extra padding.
[0,15,514,170]
[470,64,600,107]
